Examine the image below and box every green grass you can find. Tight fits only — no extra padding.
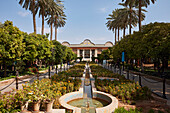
[0,75,17,81]
[38,66,49,71]
[0,71,34,81]
[114,107,142,113]
[0,66,49,81]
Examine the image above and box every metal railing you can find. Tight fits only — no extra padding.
[0,63,74,92]
[102,63,168,99]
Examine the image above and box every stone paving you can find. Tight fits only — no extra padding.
[104,65,170,105]
[0,64,72,94]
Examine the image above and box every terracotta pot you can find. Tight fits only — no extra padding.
[45,100,54,113]
[33,100,41,111]
[20,101,28,113]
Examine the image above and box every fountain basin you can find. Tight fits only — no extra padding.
[59,90,118,113]
[68,98,110,108]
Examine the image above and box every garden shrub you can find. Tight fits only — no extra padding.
[114,107,142,113]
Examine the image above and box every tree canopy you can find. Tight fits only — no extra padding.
[101,22,170,67]
[0,20,75,77]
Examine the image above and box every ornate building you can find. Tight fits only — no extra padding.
[62,39,113,61]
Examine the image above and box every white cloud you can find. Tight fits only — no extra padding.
[18,11,30,17]
[92,37,110,44]
[99,7,107,13]
[58,29,64,33]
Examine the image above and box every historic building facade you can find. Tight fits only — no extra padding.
[62,39,113,61]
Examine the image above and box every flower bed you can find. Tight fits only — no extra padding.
[90,64,126,80]
[91,63,152,104]
[95,79,151,104]
[58,64,85,78]
[0,64,82,113]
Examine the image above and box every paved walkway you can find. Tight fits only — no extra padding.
[0,64,73,94]
[102,65,170,105]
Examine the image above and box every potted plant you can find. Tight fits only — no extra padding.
[28,89,42,112]
[43,89,59,113]
[15,89,29,112]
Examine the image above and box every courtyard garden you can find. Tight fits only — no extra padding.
[91,63,170,113]
[0,62,169,113]
[0,63,84,113]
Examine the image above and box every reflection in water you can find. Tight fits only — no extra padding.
[67,98,110,108]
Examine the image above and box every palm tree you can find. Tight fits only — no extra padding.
[106,9,120,44]
[54,13,66,41]
[106,8,132,43]
[119,3,139,35]
[122,0,156,31]
[46,0,64,41]
[18,0,37,33]
[35,0,49,35]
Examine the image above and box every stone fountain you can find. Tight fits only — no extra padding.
[59,63,118,113]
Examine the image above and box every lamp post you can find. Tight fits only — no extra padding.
[122,51,125,71]
[49,48,54,79]
[162,73,167,99]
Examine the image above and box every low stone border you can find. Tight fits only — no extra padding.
[18,109,65,113]
[59,91,82,113]
[94,90,118,113]
[59,90,118,113]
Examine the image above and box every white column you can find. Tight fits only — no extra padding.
[95,49,97,57]
[83,50,85,59]
[77,49,80,57]
[90,49,92,61]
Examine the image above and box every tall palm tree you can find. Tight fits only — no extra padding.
[35,0,49,35]
[106,8,132,43]
[54,13,66,41]
[106,9,120,44]
[46,0,64,41]
[122,0,156,31]
[18,0,37,33]
[119,2,137,35]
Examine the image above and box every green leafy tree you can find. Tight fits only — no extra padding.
[52,40,63,64]
[65,47,75,62]
[111,22,170,73]
[0,21,25,77]
[23,33,39,62]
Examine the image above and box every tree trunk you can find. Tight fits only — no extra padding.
[50,13,53,41]
[42,7,44,35]
[140,58,144,72]
[157,59,161,75]
[123,26,126,38]
[32,0,36,34]
[115,28,117,45]
[129,5,132,35]
[161,59,165,74]
[4,61,7,77]
[118,27,119,41]
[0,64,2,70]
[139,0,142,31]
[55,26,57,41]
[164,58,168,69]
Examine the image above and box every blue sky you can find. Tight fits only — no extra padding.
[0,0,170,44]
